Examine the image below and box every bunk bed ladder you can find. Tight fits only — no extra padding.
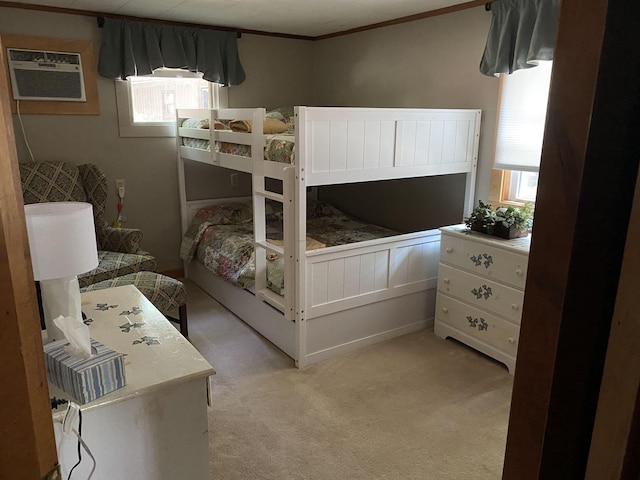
[251,111,295,321]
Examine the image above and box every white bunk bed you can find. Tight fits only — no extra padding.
[177,106,482,368]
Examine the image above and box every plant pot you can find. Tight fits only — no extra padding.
[470,222,486,234]
[492,223,529,239]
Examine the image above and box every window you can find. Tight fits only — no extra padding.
[491,61,553,204]
[504,170,539,203]
[115,68,219,137]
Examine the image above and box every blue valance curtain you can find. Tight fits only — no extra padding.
[97,18,246,86]
[480,0,560,76]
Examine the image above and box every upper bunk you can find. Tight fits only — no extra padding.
[176,105,481,189]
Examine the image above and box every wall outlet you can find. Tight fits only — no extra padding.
[230,173,239,186]
[115,179,125,190]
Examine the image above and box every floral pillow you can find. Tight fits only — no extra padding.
[307,200,344,219]
[194,202,252,225]
[180,201,252,261]
[267,107,295,132]
[181,117,227,130]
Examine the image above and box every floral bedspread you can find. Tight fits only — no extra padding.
[182,131,295,164]
[180,108,296,163]
[180,200,397,295]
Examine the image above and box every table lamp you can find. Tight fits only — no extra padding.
[24,202,99,343]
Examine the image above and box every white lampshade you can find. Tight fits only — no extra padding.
[25,202,99,280]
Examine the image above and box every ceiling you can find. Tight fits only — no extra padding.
[4,0,476,38]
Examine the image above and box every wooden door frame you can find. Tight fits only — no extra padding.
[503,0,640,477]
[585,151,640,479]
[0,38,58,479]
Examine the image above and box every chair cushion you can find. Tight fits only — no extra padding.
[78,163,108,219]
[98,226,143,254]
[20,162,87,204]
[78,251,157,288]
[80,272,186,315]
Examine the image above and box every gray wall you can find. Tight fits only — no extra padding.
[1,7,314,271]
[313,7,498,230]
[2,5,499,269]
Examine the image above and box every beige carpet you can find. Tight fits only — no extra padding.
[185,280,513,480]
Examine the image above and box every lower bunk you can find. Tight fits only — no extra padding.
[183,198,441,367]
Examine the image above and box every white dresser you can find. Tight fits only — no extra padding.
[434,224,531,374]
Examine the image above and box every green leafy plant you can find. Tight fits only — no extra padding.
[465,201,534,236]
[464,200,497,232]
[494,203,534,231]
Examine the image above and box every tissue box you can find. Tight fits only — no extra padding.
[44,338,126,404]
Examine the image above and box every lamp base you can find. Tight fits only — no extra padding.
[40,276,82,343]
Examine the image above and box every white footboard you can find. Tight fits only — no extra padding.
[305,230,440,318]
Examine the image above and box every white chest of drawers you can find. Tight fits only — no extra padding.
[434,224,531,374]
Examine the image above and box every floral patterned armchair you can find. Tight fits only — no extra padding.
[20,161,157,287]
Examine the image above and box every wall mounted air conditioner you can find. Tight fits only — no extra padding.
[7,48,86,102]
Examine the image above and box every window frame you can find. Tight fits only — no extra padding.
[114,69,219,138]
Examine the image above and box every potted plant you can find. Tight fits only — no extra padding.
[464,200,497,233]
[465,201,534,239]
[492,203,534,238]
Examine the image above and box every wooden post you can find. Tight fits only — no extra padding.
[585,165,640,478]
[0,38,59,478]
[503,0,640,478]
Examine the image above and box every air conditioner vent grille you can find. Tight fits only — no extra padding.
[7,48,86,102]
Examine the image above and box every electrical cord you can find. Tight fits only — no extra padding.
[67,408,82,480]
[60,406,96,480]
[16,100,35,161]
[68,427,96,479]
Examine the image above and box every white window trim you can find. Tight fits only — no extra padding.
[115,80,174,137]
[114,70,227,138]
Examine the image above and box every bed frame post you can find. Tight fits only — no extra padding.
[463,109,482,218]
[176,109,189,235]
[252,109,268,296]
[294,106,308,368]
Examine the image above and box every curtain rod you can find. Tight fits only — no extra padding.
[96,15,242,38]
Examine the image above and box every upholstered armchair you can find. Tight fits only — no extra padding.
[20,161,156,287]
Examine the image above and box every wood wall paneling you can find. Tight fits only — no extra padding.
[0,37,59,479]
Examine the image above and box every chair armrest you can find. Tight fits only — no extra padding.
[98,226,143,254]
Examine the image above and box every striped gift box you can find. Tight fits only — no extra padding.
[44,338,126,404]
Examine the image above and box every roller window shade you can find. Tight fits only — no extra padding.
[494,61,552,172]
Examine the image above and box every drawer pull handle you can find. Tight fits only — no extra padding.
[516,268,523,276]
[443,278,450,284]
[441,307,448,314]
[445,247,453,253]
[508,337,516,344]
[511,304,519,310]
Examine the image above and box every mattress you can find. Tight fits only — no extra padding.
[180,200,397,295]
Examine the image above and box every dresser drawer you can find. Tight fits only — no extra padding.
[435,294,520,357]
[440,234,528,289]
[437,264,524,323]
